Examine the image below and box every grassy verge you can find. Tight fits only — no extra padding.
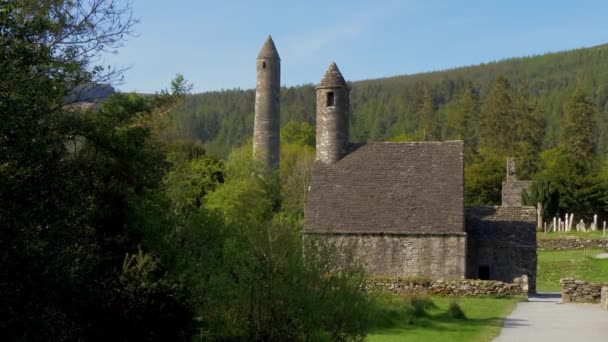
[537,248,608,292]
[367,295,520,342]
[538,230,607,240]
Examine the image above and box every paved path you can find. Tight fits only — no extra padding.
[493,293,608,342]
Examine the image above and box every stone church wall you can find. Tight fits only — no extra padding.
[501,180,533,207]
[307,233,466,278]
[465,206,537,293]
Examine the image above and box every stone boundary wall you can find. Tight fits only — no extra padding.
[602,287,608,310]
[368,277,528,297]
[539,237,608,250]
[561,278,608,303]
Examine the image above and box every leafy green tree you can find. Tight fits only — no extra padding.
[280,143,315,216]
[280,120,315,147]
[464,156,504,205]
[163,141,224,212]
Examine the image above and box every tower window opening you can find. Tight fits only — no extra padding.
[326,91,335,107]
[262,61,266,69]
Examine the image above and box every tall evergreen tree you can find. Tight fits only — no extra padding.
[417,85,439,141]
[513,80,544,178]
[451,84,479,162]
[560,81,597,161]
[480,75,515,155]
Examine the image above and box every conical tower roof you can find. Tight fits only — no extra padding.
[257,36,280,59]
[318,62,347,88]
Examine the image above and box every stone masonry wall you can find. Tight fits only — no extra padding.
[309,233,466,278]
[538,237,608,250]
[369,277,528,297]
[561,278,608,303]
[466,206,537,293]
[501,180,533,207]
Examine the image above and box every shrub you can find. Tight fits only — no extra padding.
[447,300,467,320]
[403,293,436,318]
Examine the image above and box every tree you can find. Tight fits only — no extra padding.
[480,76,515,154]
[512,81,545,179]
[464,156,504,205]
[1,2,196,340]
[280,120,315,148]
[560,81,597,161]
[451,84,479,162]
[416,85,439,141]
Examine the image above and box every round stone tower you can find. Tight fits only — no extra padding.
[315,62,350,164]
[253,36,281,171]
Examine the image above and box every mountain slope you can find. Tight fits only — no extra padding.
[168,43,608,157]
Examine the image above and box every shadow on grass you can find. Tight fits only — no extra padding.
[369,296,524,336]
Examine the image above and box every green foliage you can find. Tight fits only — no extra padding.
[281,120,315,147]
[163,141,224,212]
[522,179,560,221]
[561,81,597,160]
[447,300,467,320]
[117,249,194,340]
[464,155,505,205]
[416,85,439,141]
[448,84,479,162]
[404,293,437,318]
[280,142,315,216]
[536,154,608,220]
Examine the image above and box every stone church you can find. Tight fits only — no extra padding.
[252,36,537,291]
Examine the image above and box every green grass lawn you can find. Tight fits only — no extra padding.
[367,295,520,342]
[538,230,607,240]
[537,248,608,292]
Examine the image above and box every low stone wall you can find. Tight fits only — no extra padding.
[539,237,608,250]
[601,287,608,310]
[561,278,608,303]
[369,276,528,297]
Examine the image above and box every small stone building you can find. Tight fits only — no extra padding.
[302,63,537,291]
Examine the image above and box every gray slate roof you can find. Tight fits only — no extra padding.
[257,36,280,60]
[305,141,464,234]
[318,62,347,88]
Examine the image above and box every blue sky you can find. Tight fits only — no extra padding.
[104,0,608,93]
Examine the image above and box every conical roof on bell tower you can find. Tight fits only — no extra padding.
[318,62,347,89]
[257,35,280,60]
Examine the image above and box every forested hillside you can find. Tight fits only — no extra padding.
[169,43,608,157]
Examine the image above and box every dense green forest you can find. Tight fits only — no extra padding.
[169,43,608,157]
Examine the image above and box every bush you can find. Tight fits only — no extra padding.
[447,300,467,320]
[403,293,436,318]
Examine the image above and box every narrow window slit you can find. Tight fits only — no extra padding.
[326,91,335,107]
